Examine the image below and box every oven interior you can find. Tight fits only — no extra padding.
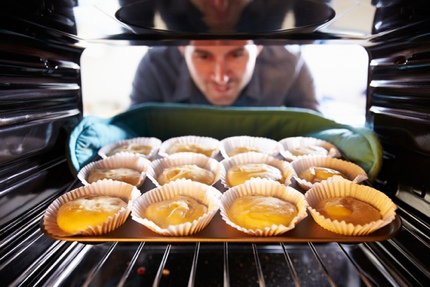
[1,0,429,286]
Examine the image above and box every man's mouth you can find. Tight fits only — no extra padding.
[212,84,232,94]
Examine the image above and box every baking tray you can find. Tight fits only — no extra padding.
[41,176,402,243]
[41,210,401,244]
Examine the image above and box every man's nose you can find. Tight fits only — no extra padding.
[212,0,228,11]
[212,59,229,84]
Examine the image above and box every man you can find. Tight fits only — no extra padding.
[130,40,320,112]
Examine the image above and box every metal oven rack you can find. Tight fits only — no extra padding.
[1,170,429,287]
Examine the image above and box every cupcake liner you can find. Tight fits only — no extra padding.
[219,135,283,159]
[305,178,397,236]
[219,178,308,236]
[158,135,220,158]
[219,152,295,188]
[131,178,222,236]
[291,156,368,191]
[43,179,141,237]
[98,137,162,160]
[279,136,341,162]
[147,152,222,187]
[77,153,152,187]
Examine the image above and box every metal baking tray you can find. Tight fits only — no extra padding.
[41,176,402,243]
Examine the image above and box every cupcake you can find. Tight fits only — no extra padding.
[158,135,220,158]
[219,152,294,188]
[219,135,283,159]
[279,136,341,162]
[147,152,222,187]
[305,178,397,236]
[291,156,368,191]
[131,179,222,236]
[219,178,308,236]
[77,153,152,187]
[98,137,162,160]
[43,179,140,237]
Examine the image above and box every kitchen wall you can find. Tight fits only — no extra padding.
[81,44,368,126]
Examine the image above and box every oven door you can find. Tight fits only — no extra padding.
[1,0,430,286]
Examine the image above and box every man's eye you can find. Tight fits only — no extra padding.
[230,49,245,58]
[194,52,211,60]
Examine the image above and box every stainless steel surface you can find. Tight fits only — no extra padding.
[1,0,429,286]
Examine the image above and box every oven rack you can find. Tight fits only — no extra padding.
[1,161,429,287]
[1,209,429,286]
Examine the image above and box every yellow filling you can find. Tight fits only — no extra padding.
[107,143,152,156]
[290,145,328,156]
[228,195,298,230]
[227,163,283,187]
[145,195,208,228]
[324,203,353,217]
[228,146,261,157]
[157,164,215,185]
[316,196,381,225]
[56,196,127,234]
[299,166,346,183]
[87,167,141,185]
[169,143,214,157]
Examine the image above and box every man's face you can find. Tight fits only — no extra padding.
[180,40,262,106]
[190,0,251,32]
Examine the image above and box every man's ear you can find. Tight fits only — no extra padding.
[256,45,263,56]
[178,46,185,55]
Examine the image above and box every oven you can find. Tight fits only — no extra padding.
[1,0,429,286]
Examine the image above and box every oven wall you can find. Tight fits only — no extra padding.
[0,10,86,282]
[365,24,430,220]
[1,1,429,286]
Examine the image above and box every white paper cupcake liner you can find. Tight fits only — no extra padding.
[147,152,222,187]
[43,179,141,237]
[219,135,283,159]
[305,178,397,236]
[219,178,308,236]
[98,137,162,160]
[131,178,222,236]
[291,156,368,191]
[279,136,341,162]
[77,153,152,187]
[219,152,295,188]
[158,135,220,158]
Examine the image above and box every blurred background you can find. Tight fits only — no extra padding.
[81,44,368,126]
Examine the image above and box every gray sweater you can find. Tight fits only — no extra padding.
[130,46,320,112]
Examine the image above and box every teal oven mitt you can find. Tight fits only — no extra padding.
[67,115,137,174]
[68,103,382,182]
